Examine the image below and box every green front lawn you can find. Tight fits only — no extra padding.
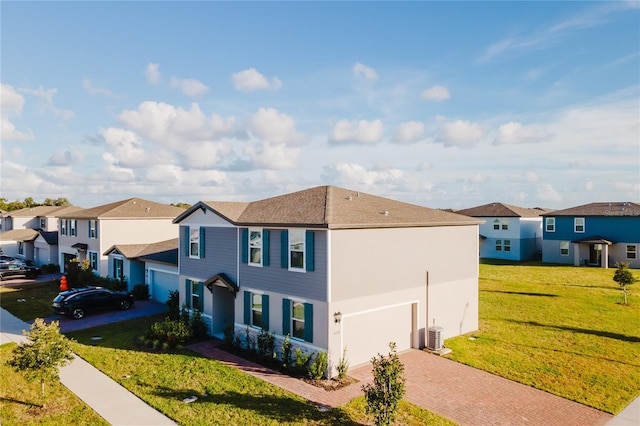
[67,316,455,425]
[446,261,640,414]
[0,281,61,320]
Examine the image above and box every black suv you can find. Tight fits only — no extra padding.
[52,287,135,319]
[0,263,40,281]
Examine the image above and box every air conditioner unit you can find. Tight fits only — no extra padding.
[427,326,443,351]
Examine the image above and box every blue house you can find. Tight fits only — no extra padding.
[541,202,640,268]
[456,202,546,261]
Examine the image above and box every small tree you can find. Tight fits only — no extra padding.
[613,262,637,304]
[362,342,406,426]
[8,319,74,406]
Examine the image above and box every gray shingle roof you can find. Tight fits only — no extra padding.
[456,202,543,218]
[543,202,640,217]
[178,186,480,229]
[2,205,83,218]
[58,198,185,220]
[0,229,39,242]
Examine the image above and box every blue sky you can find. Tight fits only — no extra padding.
[1,1,638,209]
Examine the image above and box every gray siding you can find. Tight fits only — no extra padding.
[239,229,328,302]
[180,227,239,282]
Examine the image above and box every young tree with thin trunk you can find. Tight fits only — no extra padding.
[362,342,406,426]
[8,318,74,407]
[613,262,637,305]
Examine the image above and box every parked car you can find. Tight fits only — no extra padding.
[0,255,27,266]
[0,263,40,281]
[52,287,135,319]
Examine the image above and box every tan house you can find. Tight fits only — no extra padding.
[174,186,481,375]
[57,198,185,277]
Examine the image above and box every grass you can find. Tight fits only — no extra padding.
[445,260,640,414]
[66,315,455,425]
[0,281,61,321]
[0,343,108,426]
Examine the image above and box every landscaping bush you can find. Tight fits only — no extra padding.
[336,346,350,380]
[132,284,149,301]
[144,317,192,349]
[256,328,276,361]
[190,309,208,339]
[166,290,180,320]
[65,260,126,290]
[293,348,313,377]
[41,263,60,274]
[309,351,328,380]
[281,333,293,370]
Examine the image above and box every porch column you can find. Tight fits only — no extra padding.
[573,244,580,266]
[602,245,609,269]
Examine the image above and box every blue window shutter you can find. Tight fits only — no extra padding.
[263,230,270,266]
[304,303,313,343]
[243,291,251,325]
[262,294,269,331]
[199,227,205,258]
[185,279,192,309]
[88,222,90,238]
[305,231,315,272]
[282,298,291,335]
[281,230,288,268]
[95,221,98,239]
[184,226,190,255]
[241,228,248,264]
[197,282,204,311]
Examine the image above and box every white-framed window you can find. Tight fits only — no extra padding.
[496,240,502,251]
[89,220,98,239]
[493,219,500,230]
[249,229,263,266]
[60,220,67,235]
[574,217,585,233]
[69,220,77,236]
[113,257,123,280]
[504,240,511,252]
[546,217,555,232]
[560,241,569,256]
[289,229,305,270]
[189,228,200,258]
[291,301,305,340]
[186,279,204,312]
[627,245,637,260]
[501,219,509,230]
[251,293,263,328]
[89,251,98,271]
[39,217,46,229]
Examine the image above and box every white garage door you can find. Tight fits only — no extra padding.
[149,270,177,303]
[342,303,414,368]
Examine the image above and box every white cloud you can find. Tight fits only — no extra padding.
[524,171,539,182]
[421,86,451,102]
[244,141,300,170]
[353,62,378,81]
[417,162,433,171]
[170,77,209,97]
[0,116,33,141]
[117,101,236,148]
[100,127,150,168]
[250,107,304,144]
[495,121,553,145]
[180,141,230,169]
[328,119,384,144]
[19,86,74,119]
[146,63,161,85]
[323,162,406,187]
[613,181,640,193]
[469,173,488,183]
[585,180,593,191]
[47,148,83,166]
[392,121,425,144]
[82,78,120,98]
[232,68,282,92]
[436,120,483,148]
[537,184,562,202]
[1,83,24,115]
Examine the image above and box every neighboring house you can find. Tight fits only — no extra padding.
[57,198,185,277]
[174,185,481,375]
[542,202,640,269]
[456,202,546,261]
[0,205,82,265]
[104,238,179,303]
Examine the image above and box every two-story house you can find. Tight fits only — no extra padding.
[542,202,640,268]
[57,198,185,277]
[0,205,82,265]
[174,185,481,374]
[104,238,179,302]
[456,202,546,261]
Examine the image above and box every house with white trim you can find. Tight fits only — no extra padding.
[104,238,179,303]
[456,202,546,261]
[542,202,640,268]
[174,185,480,375]
[56,198,185,277]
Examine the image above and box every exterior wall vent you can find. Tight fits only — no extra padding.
[427,326,443,351]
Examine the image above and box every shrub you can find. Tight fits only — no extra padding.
[244,326,256,353]
[166,290,180,320]
[256,329,276,361]
[132,284,149,301]
[336,346,350,380]
[41,263,60,274]
[281,334,293,370]
[309,351,328,380]
[223,325,237,348]
[362,342,406,426]
[145,317,192,350]
[191,309,208,339]
[293,348,313,377]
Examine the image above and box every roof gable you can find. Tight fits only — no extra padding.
[58,198,185,220]
[456,202,543,218]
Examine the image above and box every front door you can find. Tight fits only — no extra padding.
[589,244,602,266]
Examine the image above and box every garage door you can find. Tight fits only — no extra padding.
[342,303,414,368]
[149,270,177,303]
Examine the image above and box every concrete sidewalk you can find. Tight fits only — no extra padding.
[0,308,176,425]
